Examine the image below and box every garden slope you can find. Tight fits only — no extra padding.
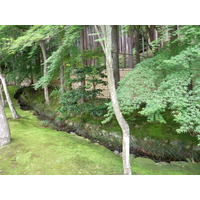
[0,87,199,175]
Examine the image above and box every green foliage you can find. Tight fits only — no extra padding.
[10,25,65,52]
[34,25,83,89]
[60,89,108,118]
[59,64,108,118]
[104,29,200,136]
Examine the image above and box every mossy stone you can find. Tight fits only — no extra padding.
[134,157,156,165]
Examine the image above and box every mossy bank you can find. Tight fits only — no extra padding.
[16,86,200,162]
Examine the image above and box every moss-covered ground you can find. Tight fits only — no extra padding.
[0,86,199,175]
[20,86,197,143]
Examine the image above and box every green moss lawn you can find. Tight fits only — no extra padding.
[0,87,199,175]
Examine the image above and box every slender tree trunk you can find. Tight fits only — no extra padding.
[80,28,86,103]
[128,33,134,68]
[123,32,127,68]
[135,30,140,64]
[12,56,17,86]
[154,28,158,40]
[119,27,122,54]
[40,41,50,104]
[60,64,65,96]
[30,65,34,84]
[157,27,163,49]
[169,25,178,42]
[134,30,140,64]
[142,36,145,54]
[59,34,65,96]
[111,25,120,88]
[177,25,180,39]
[0,84,5,107]
[146,25,155,43]
[0,96,11,146]
[95,25,132,175]
[35,52,41,76]
[0,73,20,119]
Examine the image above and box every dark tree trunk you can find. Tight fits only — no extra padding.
[127,32,134,68]
[142,36,145,54]
[80,28,86,103]
[123,33,127,68]
[146,25,155,43]
[30,65,34,84]
[111,25,120,88]
[134,30,140,64]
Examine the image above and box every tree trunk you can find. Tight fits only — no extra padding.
[142,36,145,54]
[111,25,120,88]
[119,27,122,54]
[169,25,178,43]
[95,25,132,175]
[134,30,140,64]
[146,25,155,43]
[80,28,86,103]
[154,28,158,40]
[0,84,5,107]
[60,64,65,96]
[30,65,34,84]
[0,97,11,147]
[122,32,127,68]
[40,41,50,104]
[0,73,20,119]
[128,33,134,68]
[59,34,65,96]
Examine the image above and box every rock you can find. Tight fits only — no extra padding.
[134,157,156,165]
[170,161,187,167]
[156,162,170,166]
[68,122,74,126]
[109,132,121,139]
[114,150,119,155]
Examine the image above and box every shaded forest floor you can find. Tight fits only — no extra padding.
[0,87,199,175]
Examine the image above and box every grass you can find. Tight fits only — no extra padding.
[0,86,199,175]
